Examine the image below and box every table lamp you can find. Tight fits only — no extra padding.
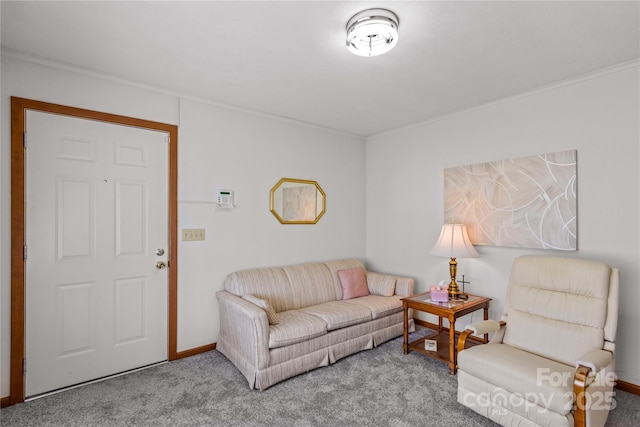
[430,223,479,300]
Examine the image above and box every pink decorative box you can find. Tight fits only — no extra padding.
[430,285,449,302]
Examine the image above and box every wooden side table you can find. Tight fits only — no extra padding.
[401,291,491,374]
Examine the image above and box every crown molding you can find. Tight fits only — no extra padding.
[371,59,640,139]
[1,48,365,141]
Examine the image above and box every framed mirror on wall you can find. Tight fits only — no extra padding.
[270,178,325,224]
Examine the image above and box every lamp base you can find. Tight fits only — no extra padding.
[448,281,462,300]
[447,257,461,299]
[448,284,469,300]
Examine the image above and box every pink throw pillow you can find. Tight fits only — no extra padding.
[338,267,370,300]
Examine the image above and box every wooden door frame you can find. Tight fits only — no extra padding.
[10,97,178,404]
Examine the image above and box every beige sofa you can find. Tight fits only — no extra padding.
[216,259,415,390]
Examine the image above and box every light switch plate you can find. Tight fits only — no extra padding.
[182,228,205,241]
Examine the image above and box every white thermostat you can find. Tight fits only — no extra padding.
[216,189,235,208]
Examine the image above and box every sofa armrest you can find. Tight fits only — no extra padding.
[394,276,415,297]
[216,290,270,370]
[576,349,613,374]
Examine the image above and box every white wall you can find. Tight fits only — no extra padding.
[365,63,640,384]
[0,55,366,397]
[176,98,366,350]
[2,53,638,399]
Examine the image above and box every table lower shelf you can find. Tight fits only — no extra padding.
[407,330,482,364]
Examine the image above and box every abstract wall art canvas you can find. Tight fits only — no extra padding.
[444,150,577,250]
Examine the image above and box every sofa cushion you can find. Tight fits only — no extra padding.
[458,343,575,415]
[224,267,295,313]
[242,294,279,325]
[366,272,396,296]
[324,259,367,300]
[338,267,370,300]
[300,300,372,331]
[268,310,327,349]
[344,295,403,319]
[282,262,338,308]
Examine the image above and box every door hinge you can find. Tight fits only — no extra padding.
[23,245,27,261]
[23,132,27,148]
[23,358,26,375]
[164,135,169,144]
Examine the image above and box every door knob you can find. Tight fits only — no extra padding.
[156,261,167,269]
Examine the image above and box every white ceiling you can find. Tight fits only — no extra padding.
[2,1,639,137]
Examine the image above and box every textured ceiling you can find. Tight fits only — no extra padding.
[2,1,639,137]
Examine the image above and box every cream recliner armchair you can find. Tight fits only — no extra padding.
[457,255,619,427]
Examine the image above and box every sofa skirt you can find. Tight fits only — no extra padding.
[218,313,414,391]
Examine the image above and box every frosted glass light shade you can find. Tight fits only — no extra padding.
[431,224,479,259]
[346,9,399,57]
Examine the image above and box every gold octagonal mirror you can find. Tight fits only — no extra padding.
[270,178,326,224]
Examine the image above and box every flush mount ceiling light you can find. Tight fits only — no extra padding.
[346,8,399,57]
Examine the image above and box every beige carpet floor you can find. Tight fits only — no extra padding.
[1,331,639,426]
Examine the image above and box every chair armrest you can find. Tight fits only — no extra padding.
[575,349,613,373]
[216,290,270,370]
[457,320,506,353]
[466,319,503,335]
[574,365,590,427]
[573,350,614,427]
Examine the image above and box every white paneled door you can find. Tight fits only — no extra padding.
[25,111,169,397]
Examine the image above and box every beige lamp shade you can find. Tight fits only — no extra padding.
[430,223,479,258]
[431,223,479,299]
